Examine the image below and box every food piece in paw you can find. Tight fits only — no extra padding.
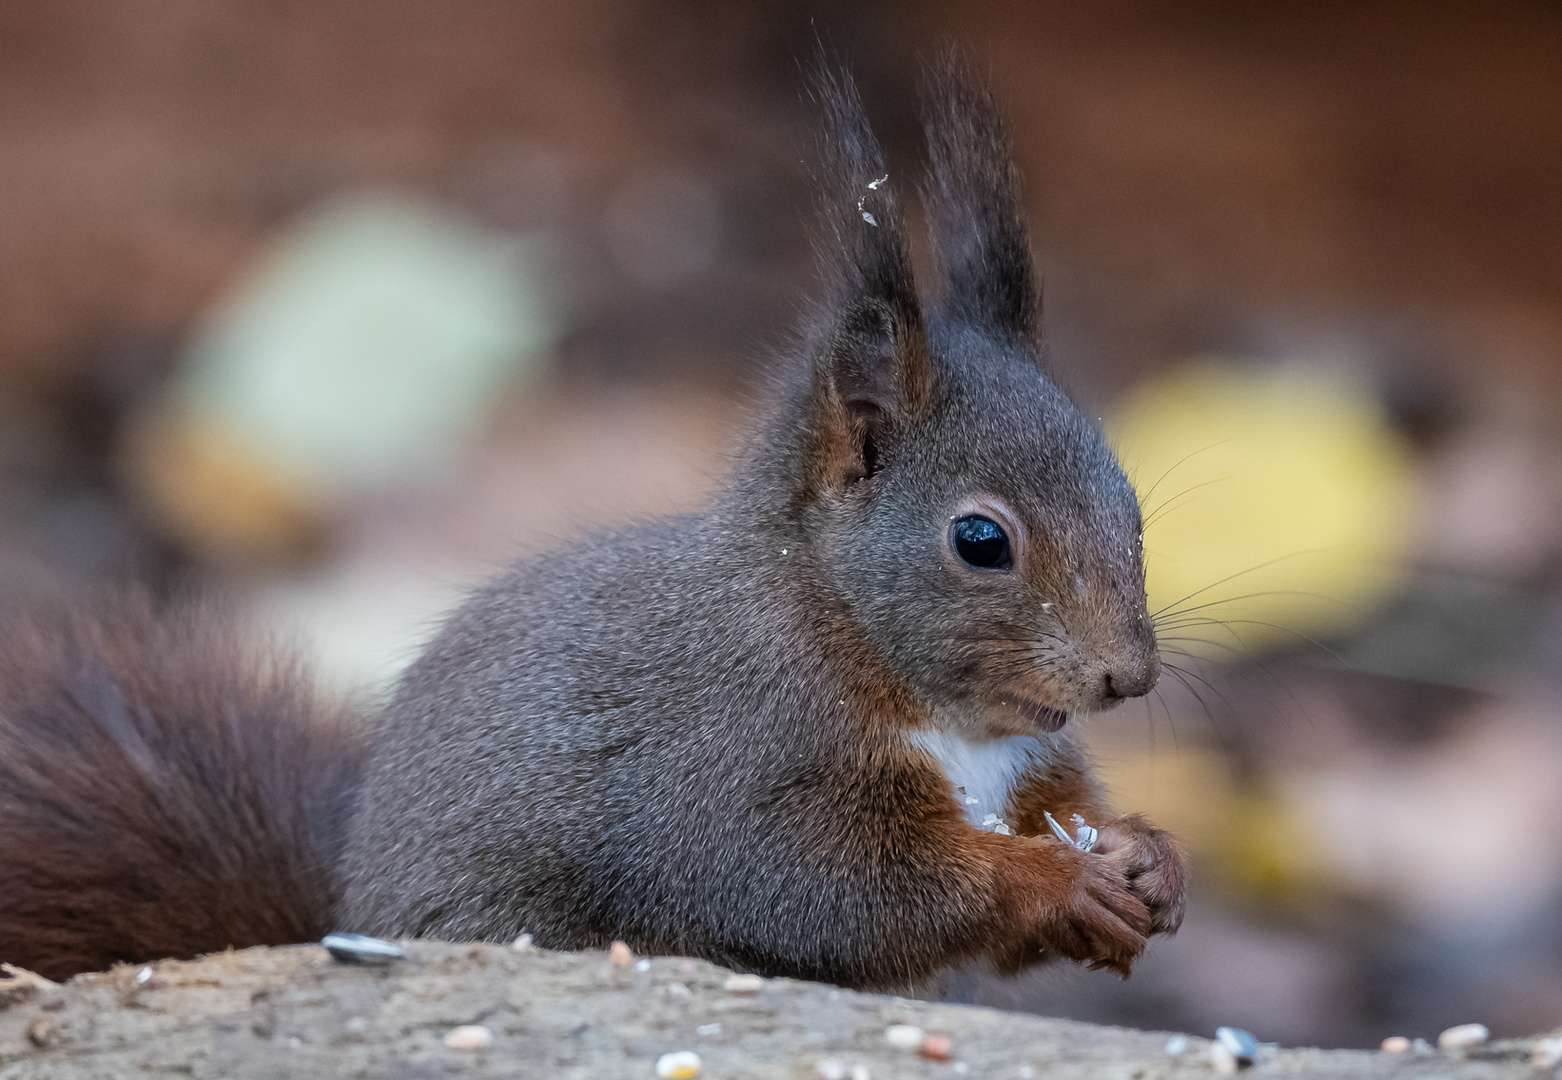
[1043,810,1098,852]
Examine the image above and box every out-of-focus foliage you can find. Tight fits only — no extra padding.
[1109,362,1417,652]
[122,196,557,563]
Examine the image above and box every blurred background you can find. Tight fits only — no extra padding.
[3,0,1562,1050]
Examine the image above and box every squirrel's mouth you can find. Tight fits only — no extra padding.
[1015,698,1069,733]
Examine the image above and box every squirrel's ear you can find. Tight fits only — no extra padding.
[804,62,933,489]
[921,50,1039,345]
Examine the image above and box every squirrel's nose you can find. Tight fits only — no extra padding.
[1104,656,1160,700]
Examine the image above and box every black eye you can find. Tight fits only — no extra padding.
[951,515,1012,570]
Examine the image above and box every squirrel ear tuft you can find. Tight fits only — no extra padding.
[921,49,1039,345]
[804,60,933,489]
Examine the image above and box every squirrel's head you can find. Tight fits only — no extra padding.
[764,56,1157,740]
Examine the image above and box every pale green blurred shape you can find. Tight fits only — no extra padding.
[181,194,557,499]
[1107,360,1417,655]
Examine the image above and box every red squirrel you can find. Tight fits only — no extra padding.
[0,59,1184,988]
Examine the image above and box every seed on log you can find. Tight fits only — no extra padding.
[1437,1024,1488,1050]
[322,933,404,966]
[918,1033,953,1062]
[443,1025,493,1049]
[656,1050,701,1078]
[723,973,764,995]
[1216,1026,1258,1063]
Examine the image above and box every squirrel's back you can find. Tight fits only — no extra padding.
[0,595,363,980]
[337,510,915,971]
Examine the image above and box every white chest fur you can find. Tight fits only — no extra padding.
[906,730,1054,827]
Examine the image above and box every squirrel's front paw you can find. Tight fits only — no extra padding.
[1032,846,1153,977]
[1096,814,1187,936]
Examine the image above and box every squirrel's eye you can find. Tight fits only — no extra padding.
[951,515,1012,570]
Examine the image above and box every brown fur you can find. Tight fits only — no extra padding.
[1006,759,1187,970]
[0,596,362,980]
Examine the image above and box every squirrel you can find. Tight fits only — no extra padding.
[0,58,1185,989]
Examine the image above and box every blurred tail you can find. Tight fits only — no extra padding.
[0,594,365,980]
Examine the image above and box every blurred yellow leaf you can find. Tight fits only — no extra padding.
[1108,361,1416,654]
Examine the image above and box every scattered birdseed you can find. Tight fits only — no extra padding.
[815,1058,846,1080]
[1209,1042,1240,1074]
[511,933,533,951]
[1216,1026,1258,1063]
[656,1050,701,1078]
[723,973,765,995]
[636,959,652,972]
[697,1023,722,1037]
[850,1066,871,1080]
[1164,1034,1188,1055]
[1438,1023,1488,1049]
[918,1033,953,1062]
[444,1025,494,1049]
[136,966,153,985]
[1380,1036,1410,1053]
[322,932,404,966]
[610,941,634,966]
[884,1024,925,1050]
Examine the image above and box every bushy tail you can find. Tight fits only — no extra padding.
[0,594,365,980]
